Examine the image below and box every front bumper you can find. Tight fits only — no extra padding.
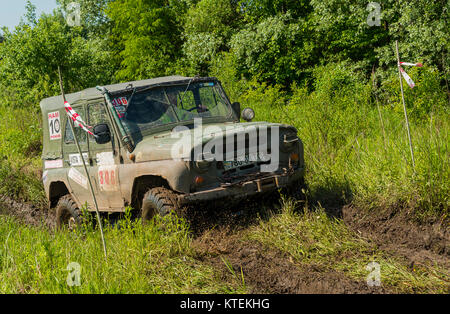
[178,167,304,205]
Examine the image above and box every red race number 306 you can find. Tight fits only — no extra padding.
[99,169,116,186]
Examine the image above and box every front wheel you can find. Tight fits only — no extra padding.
[141,187,181,222]
[55,195,83,230]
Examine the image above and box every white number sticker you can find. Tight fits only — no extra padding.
[48,111,62,140]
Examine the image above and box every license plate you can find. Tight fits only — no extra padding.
[223,152,268,171]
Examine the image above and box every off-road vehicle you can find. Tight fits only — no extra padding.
[40,76,305,227]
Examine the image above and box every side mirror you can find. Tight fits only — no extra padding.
[231,102,241,119]
[93,124,111,145]
[241,108,255,122]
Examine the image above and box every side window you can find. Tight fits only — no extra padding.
[64,113,87,145]
[88,103,111,142]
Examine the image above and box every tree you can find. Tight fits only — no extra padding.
[0,12,114,106]
[238,0,312,23]
[56,0,112,37]
[182,0,241,75]
[230,13,317,87]
[107,0,184,81]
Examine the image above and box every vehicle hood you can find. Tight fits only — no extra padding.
[133,121,297,162]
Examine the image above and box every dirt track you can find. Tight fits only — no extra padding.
[342,205,449,271]
[193,228,389,294]
[1,195,448,293]
[0,195,55,229]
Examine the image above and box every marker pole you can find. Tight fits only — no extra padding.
[58,66,107,259]
[395,41,416,171]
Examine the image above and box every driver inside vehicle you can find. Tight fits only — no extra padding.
[166,90,197,120]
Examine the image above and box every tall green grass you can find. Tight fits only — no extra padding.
[0,213,246,293]
[226,62,449,219]
[0,105,45,206]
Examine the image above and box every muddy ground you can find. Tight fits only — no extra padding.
[193,227,389,294]
[0,195,55,229]
[0,195,448,294]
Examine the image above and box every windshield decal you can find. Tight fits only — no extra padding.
[112,97,128,118]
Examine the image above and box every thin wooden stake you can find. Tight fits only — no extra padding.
[395,40,416,171]
[372,66,387,151]
[58,66,107,259]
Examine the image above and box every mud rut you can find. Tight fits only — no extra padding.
[1,194,448,294]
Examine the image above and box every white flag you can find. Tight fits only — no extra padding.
[400,62,423,67]
[399,67,415,89]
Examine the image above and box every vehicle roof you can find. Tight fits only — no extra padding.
[40,75,191,112]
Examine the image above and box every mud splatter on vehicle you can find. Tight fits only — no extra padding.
[40,76,305,227]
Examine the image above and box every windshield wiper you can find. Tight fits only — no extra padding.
[124,87,138,116]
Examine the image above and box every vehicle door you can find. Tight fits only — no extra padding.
[62,105,92,208]
[87,102,124,210]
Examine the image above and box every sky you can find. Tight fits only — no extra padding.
[0,0,58,31]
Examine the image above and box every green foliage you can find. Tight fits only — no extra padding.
[107,0,184,81]
[182,0,240,75]
[238,0,312,23]
[0,105,46,205]
[248,200,448,293]
[381,66,448,119]
[230,13,317,86]
[56,0,112,37]
[310,0,390,67]
[375,0,449,74]
[237,62,448,218]
[0,12,114,107]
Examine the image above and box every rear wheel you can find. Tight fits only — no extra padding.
[141,187,181,221]
[55,195,83,230]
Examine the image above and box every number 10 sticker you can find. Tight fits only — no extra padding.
[48,111,61,140]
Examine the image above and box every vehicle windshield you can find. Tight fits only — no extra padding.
[113,81,233,136]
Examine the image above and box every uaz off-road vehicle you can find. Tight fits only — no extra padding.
[40,76,304,227]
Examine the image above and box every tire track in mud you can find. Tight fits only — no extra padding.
[186,202,387,294]
[342,205,450,270]
[0,195,55,229]
[1,193,448,293]
[188,201,449,294]
[192,228,388,294]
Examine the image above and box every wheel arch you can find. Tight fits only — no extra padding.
[130,175,171,210]
[49,181,70,208]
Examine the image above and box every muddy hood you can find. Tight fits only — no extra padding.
[133,121,297,162]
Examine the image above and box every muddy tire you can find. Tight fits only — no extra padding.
[141,187,180,221]
[55,195,82,230]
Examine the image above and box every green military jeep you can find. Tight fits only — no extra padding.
[40,76,304,228]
